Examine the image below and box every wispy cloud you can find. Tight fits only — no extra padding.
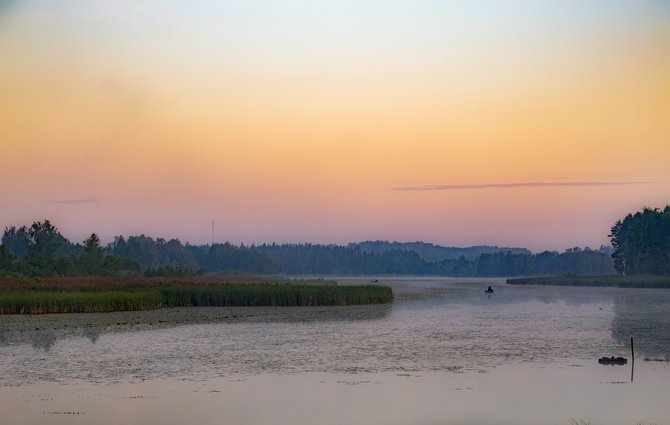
[394,181,647,191]
[49,197,103,205]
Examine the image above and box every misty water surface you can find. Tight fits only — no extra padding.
[1,278,668,386]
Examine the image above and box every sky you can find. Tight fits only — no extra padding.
[1,0,669,252]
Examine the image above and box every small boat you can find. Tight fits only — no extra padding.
[484,286,494,293]
[598,356,627,365]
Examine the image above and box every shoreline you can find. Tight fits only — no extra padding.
[507,275,670,288]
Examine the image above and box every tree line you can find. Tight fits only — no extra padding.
[0,219,617,278]
[254,243,614,276]
[0,221,280,277]
[0,221,139,277]
[610,206,670,275]
[349,241,531,262]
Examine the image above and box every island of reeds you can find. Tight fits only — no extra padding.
[506,275,670,289]
[0,277,393,314]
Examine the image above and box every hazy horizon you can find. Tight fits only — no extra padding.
[2,1,669,252]
[0,216,618,254]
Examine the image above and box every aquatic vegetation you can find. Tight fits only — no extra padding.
[0,278,393,313]
[159,284,392,307]
[507,275,670,288]
[0,290,163,314]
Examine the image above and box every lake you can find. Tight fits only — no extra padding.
[1,277,669,424]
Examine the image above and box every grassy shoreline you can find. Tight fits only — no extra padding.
[0,277,393,314]
[506,275,670,288]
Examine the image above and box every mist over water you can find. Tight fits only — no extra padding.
[1,278,668,386]
[2,278,670,425]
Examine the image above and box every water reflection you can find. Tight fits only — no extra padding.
[31,330,57,352]
[435,281,670,360]
[390,278,618,308]
[611,292,670,360]
[2,278,670,387]
[83,326,101,343]
[0,304,392,350]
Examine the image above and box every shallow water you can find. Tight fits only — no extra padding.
[1,277,669,424]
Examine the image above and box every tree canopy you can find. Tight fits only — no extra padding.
[1,219,617,278]
[610,206,670,275]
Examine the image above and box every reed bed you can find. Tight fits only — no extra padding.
[160,284,392,307]
[0,282,393,314]
[507,275,670,288]
[0,274,276,291]
[0,291,163,314]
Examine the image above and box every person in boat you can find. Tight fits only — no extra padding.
[485,286,494,293]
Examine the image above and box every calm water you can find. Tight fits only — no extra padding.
[1,277,669,424]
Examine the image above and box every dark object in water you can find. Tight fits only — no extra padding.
[598,356,627,365]
[485,286,494,293]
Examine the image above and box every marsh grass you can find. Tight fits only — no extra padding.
[0,290,163,314]
[507,275,670,288]
[159,284,392,307]
[0,278,393,314]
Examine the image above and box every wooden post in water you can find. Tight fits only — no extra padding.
[631,337,635,382]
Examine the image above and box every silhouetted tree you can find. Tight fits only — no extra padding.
[27,220,70,261]
[0,244,15,272]
[1,225,30,259]
[77,233,103,275]
[610,206,670,275]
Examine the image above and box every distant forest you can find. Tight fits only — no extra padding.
[0,220,617,278]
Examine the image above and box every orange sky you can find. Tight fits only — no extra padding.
[1,1,669,251]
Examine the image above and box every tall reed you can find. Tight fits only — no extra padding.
[0,283,393,314]
[0,290,162,314]
[159,284,393,307]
